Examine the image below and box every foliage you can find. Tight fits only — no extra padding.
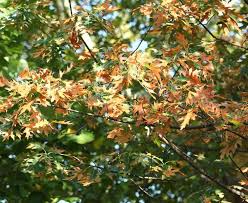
[0,0,248,202]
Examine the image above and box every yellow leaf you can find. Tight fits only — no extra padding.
[52,120,73,125]
[67,128,76,134]
[140,3,153,15]
[240,180,248,186]
[19,101,33,115]
[241,167,248,173]
[180,109,196,130]
[162,0,173,6]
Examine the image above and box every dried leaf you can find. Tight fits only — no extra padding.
[180,109,196,130]
[107,127,132,143]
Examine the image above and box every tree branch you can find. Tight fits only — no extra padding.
[54,106,248,140]
[225,129,247,141]
[68,0,99,64]
[68,0,73,16]
[78,35,99,64]
[178,0,248,51]
[130,24,153,56]
[158,134,248,200]
[229,156,248,181]
[197,21,248,51]
[130,178,155,198]
[56,152,172,183]
[179,144,248,153]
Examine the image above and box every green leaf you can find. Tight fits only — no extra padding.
[26,142,43,150]
[66,130,95,145]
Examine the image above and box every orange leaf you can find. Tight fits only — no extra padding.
[140,3,153,15]
[0,76,9,87]
[19,68,31,79]
[96,0,120,12]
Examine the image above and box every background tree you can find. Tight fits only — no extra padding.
[0,0,248,202]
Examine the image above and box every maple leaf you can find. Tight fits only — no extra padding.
[96,0,119,12]
[0,76,9,87]
[69,30,81,49]
[220,131,242,159]
[79,176,95,186]
[161,0,174,6]
[163,166,180,177]
[133,98,149,116]
[176,33,188,48]
[23,127,32,139]
[153,11,167,27]
[180,109,196,130]
[19,101,34,115]
[0,96,14,112]
[240,180,248,186]
[3,129,14,140]
[107,127,132,143]
[163,46,181,57]
[148,64,162,83]
[19,68,31,79]
[145,115,160,125]
[203,197,211,203]
[140,3,153,15]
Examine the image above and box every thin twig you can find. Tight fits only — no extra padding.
[158,134,247,200]
[56,152,172,182]
[68,0,100,64]
[197,21,248,50]
[178,0,248,51]
[206,14,215,25]
[68,0,73,16]
[52,106,248,140]
[130,178,154,198]
[179,144,248,153]
[171,66,181,79]
[229,155,248,181]
[225,129,248,141]
[130,24,153,56]
[78,35,99,64]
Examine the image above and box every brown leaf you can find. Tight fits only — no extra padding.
[176,33,188,48]
[107,127,132,143]
[203,197,212,203]
[69,30,81,49]
[220,131,242,159]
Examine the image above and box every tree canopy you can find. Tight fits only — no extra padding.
[0,0,248,202]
